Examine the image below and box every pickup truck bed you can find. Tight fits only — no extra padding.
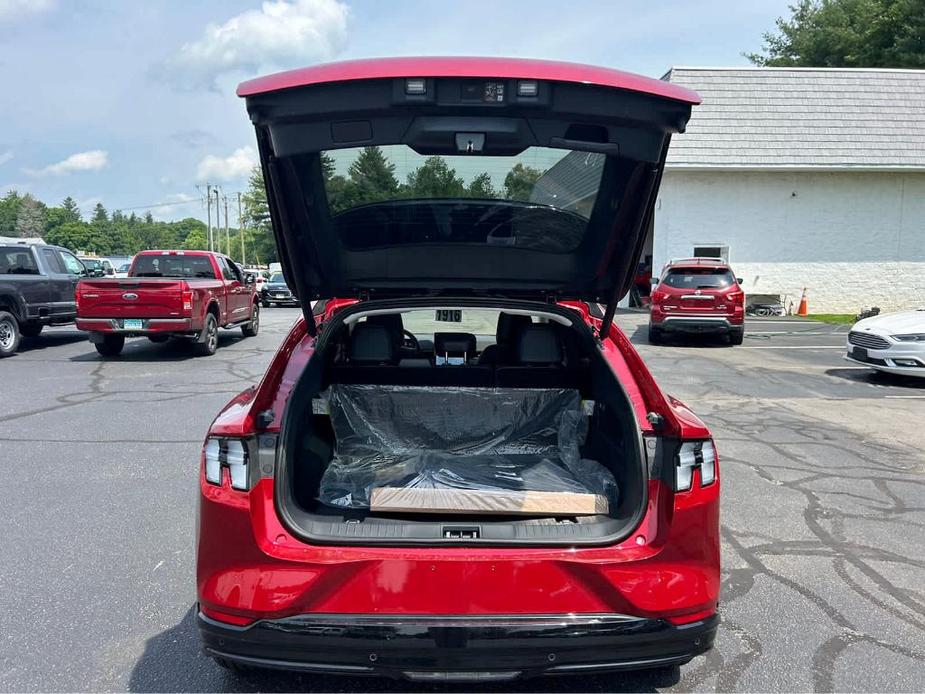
[75,250,259,357]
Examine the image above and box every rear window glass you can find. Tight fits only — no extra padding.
[81,259,103,270]
[662,268,736,289]
[322,145,604,253]
[0,247,39,275]
[132,255,216,279]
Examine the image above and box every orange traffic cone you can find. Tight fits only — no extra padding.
[797,288,808,316]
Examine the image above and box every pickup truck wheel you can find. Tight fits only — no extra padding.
[20,323,43,338]
[728,328,745,346]
[195,314,219,356]
[648,324,664,345]
[95,334,125,357]
[241,303,259,337]
[0,311,21,357]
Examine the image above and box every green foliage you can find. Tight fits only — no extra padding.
[503,163,544,201]
[467,172,499,199]
[747,0,925,67]
[15,194,46,238]
[404,156,466,198]
[0,191,23,236]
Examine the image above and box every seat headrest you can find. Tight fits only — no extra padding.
[365,314,404,348]
[349,323,396,364]
[516,325,563,365]
[496,313,532,344]
[434,332,477,356]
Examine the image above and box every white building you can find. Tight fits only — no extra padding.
[652,67,925,313]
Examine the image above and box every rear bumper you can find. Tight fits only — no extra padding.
[76,317,194,334]
[654,316,740,333]
[198,610,718,681]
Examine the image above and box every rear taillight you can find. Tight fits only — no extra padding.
[74,287,81,312]
[181,288,193,313]
[726,290,744,304]
[204,437,251,490]
[675,440,716,491]
[203,434,275,492]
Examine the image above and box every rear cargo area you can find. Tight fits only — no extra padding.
[277,305,648,545]
[316,384,616,516]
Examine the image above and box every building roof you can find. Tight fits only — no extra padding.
[663,67,925,170]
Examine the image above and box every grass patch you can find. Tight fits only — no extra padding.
[804,313,857,325]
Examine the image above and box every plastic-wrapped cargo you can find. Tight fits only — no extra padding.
[316,385,618,515]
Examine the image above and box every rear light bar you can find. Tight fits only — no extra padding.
[676,440,716,491]
[645,436,717,492]
[203,434,276,491]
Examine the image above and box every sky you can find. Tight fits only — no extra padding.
[0,0,792,224]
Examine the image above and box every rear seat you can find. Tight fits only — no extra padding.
[495,324,587,389]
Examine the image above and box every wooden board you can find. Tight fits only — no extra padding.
[370,486,608,516]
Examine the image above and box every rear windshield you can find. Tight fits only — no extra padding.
[81,259,103,270]
[131,255,216,279]
[663,267,736,289]
[323,145,604,253]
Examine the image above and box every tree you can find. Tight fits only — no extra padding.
[91,203,109,226]
[467,172,498,199]
[181,227,208,250]
[405,157,466,198]
[240,167,278,263]
[347,146,399,205]
[747,0,925,67]
[0,191,23,236]
[45,221,93,252]
[503,163,544,201]
[15,194,46,238]
[61,196,81,223]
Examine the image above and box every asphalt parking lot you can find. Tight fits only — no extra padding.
[1,309,923,692]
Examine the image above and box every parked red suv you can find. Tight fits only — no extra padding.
[649,258,745,345]
[197,57,719,682]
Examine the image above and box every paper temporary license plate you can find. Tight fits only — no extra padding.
[123,319,143,330]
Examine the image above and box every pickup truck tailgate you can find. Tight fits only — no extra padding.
[77,279,187,318]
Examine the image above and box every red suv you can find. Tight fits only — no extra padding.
[197,57,719,682]
[649,258,745,345]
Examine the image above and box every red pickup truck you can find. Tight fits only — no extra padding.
[76,250,259,357]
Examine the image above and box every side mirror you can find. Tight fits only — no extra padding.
[106,267,114,276]
[737,277,744,285]
[245,274,256,285]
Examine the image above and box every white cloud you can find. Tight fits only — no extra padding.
[0,0,54,23]
[0,150,13,166]
[160,0,349,90]
[196,146,257,182]
[25,150,109,177]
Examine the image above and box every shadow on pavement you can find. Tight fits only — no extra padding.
[15,330,87,353]
[69,334,247,363]
[128,606,678,693]
[825,367,925,389]
[628,324,731,349]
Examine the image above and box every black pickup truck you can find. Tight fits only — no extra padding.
[0,238,87,357]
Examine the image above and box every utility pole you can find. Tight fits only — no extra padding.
[237,192,245,265]
[223,195,230,257]
[213,188,221,253]
[206,184,213,251]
